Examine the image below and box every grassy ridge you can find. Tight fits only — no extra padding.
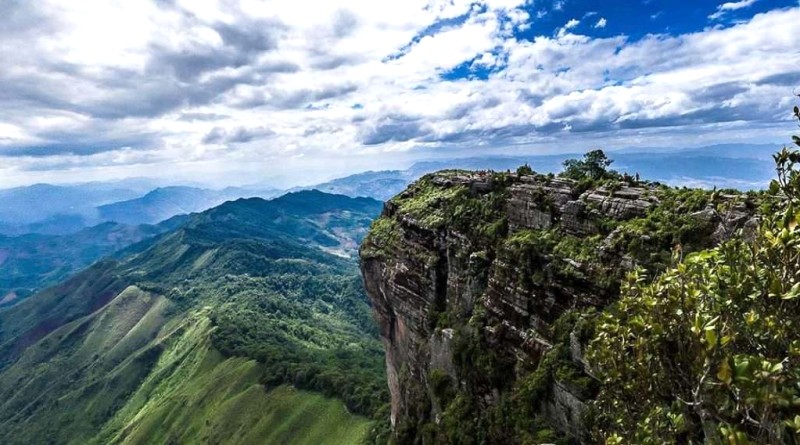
[95,313,369,445]
[0,290,371,445]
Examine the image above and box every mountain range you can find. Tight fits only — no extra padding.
[0,143,776,237]
[0,217,187,305]
[0,183,279,236]
[0,190,385,444]
[0,144,777,308]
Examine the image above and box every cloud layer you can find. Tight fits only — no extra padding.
[0,0,798,187]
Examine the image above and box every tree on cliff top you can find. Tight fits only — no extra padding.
[561,149,614,180]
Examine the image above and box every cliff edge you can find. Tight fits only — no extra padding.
[360,170,755,443]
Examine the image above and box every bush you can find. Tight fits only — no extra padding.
[587,104,800,444]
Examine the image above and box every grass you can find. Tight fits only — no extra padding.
[0,291,371,445]
[97,314,370,445]
[392,178,467,229]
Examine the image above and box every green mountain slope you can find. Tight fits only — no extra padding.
[0,217,187,305]
[0,190,386,445]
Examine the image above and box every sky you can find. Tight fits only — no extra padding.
[0,0,799,188]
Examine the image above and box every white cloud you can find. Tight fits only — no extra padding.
[0,1,797,187]
[709,0,758,20]
[556,18,580,37]
[594,17,607,28]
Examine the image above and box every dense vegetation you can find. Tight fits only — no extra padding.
[208,272,388,416]
[0,190,387,444]
[587,105,800,443]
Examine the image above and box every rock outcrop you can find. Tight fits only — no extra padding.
[360,171,756,443]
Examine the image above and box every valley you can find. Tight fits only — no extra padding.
[0,191,386,445]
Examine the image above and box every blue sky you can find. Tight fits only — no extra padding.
[523,0,797,38]
[0,0,798,187]
[445,0,799,79]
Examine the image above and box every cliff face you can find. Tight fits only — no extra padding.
[360,171,755,443]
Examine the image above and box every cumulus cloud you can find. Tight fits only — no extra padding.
[0,0,798,187]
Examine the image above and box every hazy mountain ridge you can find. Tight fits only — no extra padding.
[0,143,776,234]
[0,183,279,235]
[0,217,188,306]
[97,186,281,225]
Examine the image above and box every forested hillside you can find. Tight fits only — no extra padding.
[0,190,387,445]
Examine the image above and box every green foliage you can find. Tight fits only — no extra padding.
[517,163,535,176]
[429,368,456,406]
[361,217,401,259]
[391,172,511,241]
[391,177,467,229]
[606,186,720,272]
[208,273,387,416]
[588,105,800,444]
[561,149,614,180]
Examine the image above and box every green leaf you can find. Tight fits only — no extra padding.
[717,359,732,385]
[783,282,800,300]
[705,329,718,350]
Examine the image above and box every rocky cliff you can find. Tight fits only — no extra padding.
[360,170,756,444]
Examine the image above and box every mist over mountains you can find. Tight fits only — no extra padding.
[0,143,777,235]
[0,143,777,305]
[0,184,279,235]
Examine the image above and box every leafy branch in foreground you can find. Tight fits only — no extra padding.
[588,102,800,444]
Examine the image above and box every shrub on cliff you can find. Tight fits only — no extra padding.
[588,104,800,444]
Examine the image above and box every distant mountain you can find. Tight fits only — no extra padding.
[0,183,143,234]
[96,186,279,225]
[0,181,280,235]
[0,190,385,444]
[0,217,187,306]
[620,143,780,159]
[301,170,413,201]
